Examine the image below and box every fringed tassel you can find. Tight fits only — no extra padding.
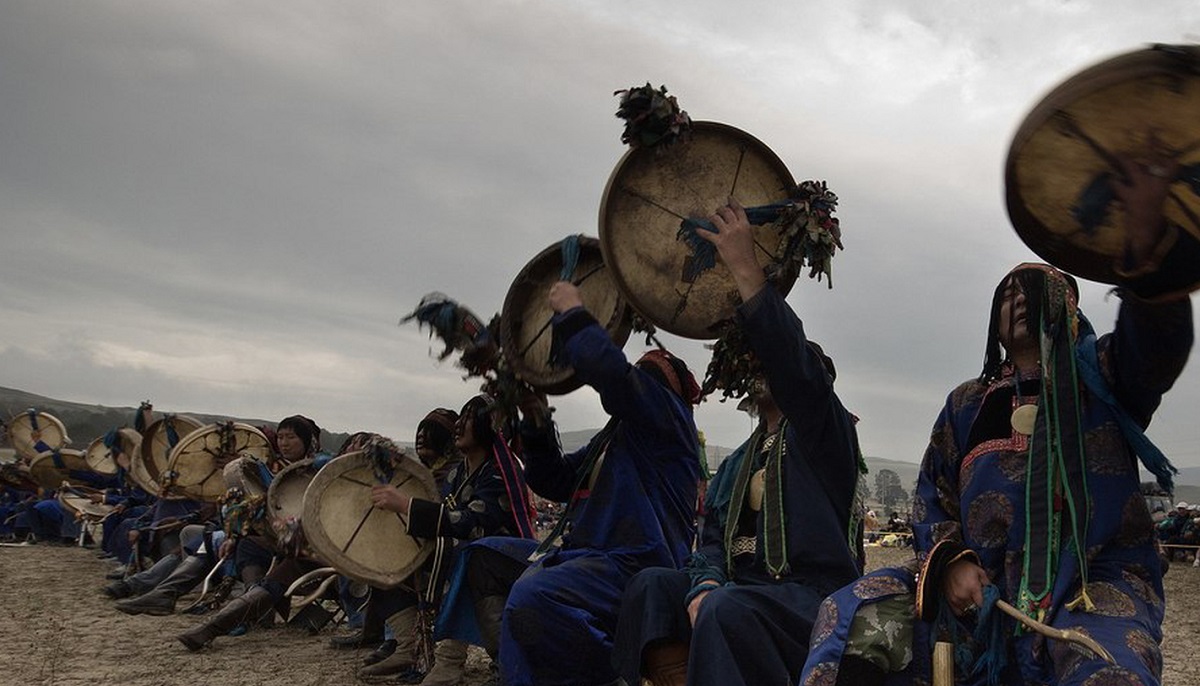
[414,604,437,673]
[971,585,1008,686]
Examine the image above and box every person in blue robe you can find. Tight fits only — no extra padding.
[800,158,1193,686]
[612,199,864,686]
[439,281,703,686]
[359,400,534,683]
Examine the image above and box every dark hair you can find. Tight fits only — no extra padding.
[980,265,1079,383]
[458,395,498,447]
[277,415,321,454]
[417,408,459,457]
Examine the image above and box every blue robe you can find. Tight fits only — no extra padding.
[616,286,862,686]
[801,295,1192,686]
[444,308,701,686]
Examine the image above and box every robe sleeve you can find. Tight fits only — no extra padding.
[406,463,517,541]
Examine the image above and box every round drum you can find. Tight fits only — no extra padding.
[6,410,70,462]
[166,422,273,502]
[268,458,318,526]
[84,434,123,476]
[1007,44,1200,297]
[599,120,798,339]
[301,449,438,589]
[94,427,148,486]
[57,491,114,520]
[501,236,633,394]
[267,458,320,553]
[27,449,92,491]
[139,415,203,498]
[104,428,156,494]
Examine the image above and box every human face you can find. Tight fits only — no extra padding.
[454,414,477,452]
[997,277,1031,351]
[276,427,307,462]
[415,428,437,467]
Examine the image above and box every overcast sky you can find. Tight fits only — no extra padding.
[2,1,1199,468]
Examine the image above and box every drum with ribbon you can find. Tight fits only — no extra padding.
[501,236,634,394]
[102,428,157,494]
[6,410,71,462]
[84,435,121,477]
[599,121,800,338]
[165,422,273,502]
[84,427,148,490]
[267,457,320,556]
[1006,44,1200,299]
[140,415,204,498]
[301,442,438,589]
[27,448,92,491]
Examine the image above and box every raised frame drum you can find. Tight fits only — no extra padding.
[28,448,91,491]
[6,410,70,462]
[140,415,203,499]
[166,422,273,502]
[1006,44,1200,297]
[599,121,798,339]
[501,236,633,394]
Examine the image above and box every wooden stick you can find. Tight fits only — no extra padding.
[932,641,954,686]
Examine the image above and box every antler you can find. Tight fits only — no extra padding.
[994,599,1115,664]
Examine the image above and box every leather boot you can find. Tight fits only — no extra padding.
[115,554,213,616]
[473,595,506,661]
[357,606,419,680]
[103,580,133,599]
[332,585,386,648]
[418,639,469,686]
[177,585,274,651]
[362,639,398,666]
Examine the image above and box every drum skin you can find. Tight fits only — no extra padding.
[28,448,91,491]
[599,120,798,339]
[301,450,438,589]
[1007,44,1200,295]
[166,422,273,502]
[501,236,632,394]
[58,491,114,520]
[140,415,203,499]
[84,434,123,476]
[6,410,70,462]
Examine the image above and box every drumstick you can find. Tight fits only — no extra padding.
[993,599,1115,664]
[178,553,228,613]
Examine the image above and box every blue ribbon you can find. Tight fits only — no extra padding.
[560,234,582,282]
[28,409,52,454]
[677,204,790,282]
[1074,317,1177,491]
[971,585,1007,685]
[165,415,181,449]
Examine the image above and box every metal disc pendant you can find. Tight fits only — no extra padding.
[1011,404,1038,436]
[748,469,766,512]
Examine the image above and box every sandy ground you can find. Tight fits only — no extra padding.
[0,544,1195,685]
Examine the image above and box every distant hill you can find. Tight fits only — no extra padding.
[5,387,1197,502]
[0,386,356,454]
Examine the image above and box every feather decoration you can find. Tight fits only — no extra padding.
[400,292,499,377]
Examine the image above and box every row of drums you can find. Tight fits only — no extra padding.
[2,410,439,590]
